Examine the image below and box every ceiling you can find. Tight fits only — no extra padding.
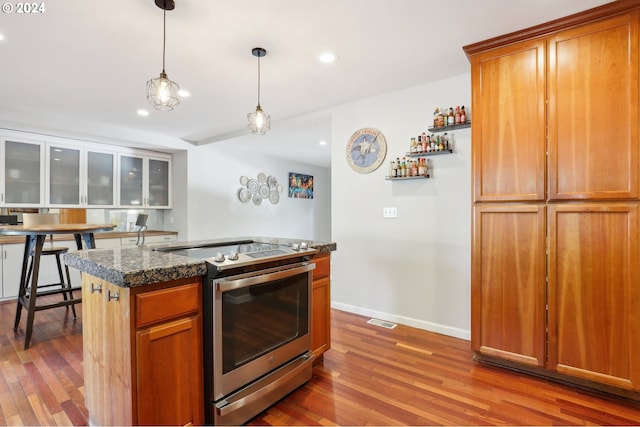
[0,0,613,167]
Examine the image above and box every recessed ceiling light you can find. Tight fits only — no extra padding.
[318,52,336,64]
[0,33,5,41]
[319,140,327,146]
[178,89,190,98]
[137,109,150,117]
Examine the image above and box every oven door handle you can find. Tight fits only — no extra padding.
[215,262,315,292]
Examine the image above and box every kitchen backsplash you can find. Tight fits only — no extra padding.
[0,208,166,232]
[87,209,165,231]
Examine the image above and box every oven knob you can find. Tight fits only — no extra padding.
[228,250,239,261]
[214,252,225,262]
[300,241,308,249]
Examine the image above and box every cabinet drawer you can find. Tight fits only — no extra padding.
[136,282,200,328]
[313,253,330,280]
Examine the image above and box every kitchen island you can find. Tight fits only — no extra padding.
[64,237,335,426]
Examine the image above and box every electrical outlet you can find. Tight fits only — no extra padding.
[383,207,398,218]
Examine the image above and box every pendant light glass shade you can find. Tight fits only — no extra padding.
[247,47,270,134]
[247,105,271,134]
[147,71,180,111]
[147,5,180,111]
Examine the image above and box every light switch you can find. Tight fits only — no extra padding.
[383,207,398,218]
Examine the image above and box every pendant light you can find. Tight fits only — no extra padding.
[247,47,271,134]
[146,0,180,111]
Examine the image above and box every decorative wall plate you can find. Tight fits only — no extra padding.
[346,127,387,173]
[247,178,259,194]
[238,188,251,203]
[259,183,270,198]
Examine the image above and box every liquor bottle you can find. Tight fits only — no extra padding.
[437,109,445,127]
[421,132,427,152]
[390,160,396,178]
[460,105,467,123]
[418,158,426,177]
[455,106,461,124]
[410,137,417,153]
[433,107,440,128]
[447,108,455,126]
[411,160,418,177]
[401,157,407,177]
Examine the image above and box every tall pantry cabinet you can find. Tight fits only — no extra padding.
[465,0,640,397]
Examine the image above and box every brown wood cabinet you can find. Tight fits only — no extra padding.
[465,0,640,398]
[548,14,639,200]
[548,203,640,390]
[470,39,546,202]
[471,204,546,367]
[82,275,204,426]
[311,252,331,362]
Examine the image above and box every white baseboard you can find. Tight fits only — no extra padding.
[331,301,470,341]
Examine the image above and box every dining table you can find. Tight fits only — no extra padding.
[0,223,116,349]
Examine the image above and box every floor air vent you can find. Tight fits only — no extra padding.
[366,318,397,329]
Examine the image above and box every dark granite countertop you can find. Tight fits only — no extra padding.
[64,236,336,288]
[64,247,207,288]
[143,236,337,254]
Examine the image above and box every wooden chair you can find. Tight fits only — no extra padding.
[14,213,80,348]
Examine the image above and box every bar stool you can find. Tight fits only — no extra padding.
[14,213,80,349]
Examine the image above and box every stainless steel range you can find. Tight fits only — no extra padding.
[154,239,317,425]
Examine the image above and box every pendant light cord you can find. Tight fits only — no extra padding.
[256,54,261,107]
[162,9,167,73]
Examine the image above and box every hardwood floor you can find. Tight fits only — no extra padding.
[1,298,640,426]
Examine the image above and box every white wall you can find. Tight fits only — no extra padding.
[183,142,331,242]
[330,73,472,339]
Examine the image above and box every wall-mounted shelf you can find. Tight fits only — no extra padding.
[406,149,453,157]
[427,122,471,133]
[385,174,429,181]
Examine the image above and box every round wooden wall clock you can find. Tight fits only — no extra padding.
[345,128,387,173]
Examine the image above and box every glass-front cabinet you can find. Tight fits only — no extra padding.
[1,138,45,207]
[46,143,116,208]
[118,152,171,208]
[47,144,81,206]
[148,158,170,207]
[86,150,116,207]
[0,132,170,209]
[119,154,144,207]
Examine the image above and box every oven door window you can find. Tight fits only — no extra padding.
[221,274,309,374]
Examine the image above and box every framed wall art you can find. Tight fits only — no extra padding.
[288,172,314,199]
[345,127,387,173]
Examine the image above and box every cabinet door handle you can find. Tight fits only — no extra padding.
[106,290,119,302]
[91,283,102,293]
